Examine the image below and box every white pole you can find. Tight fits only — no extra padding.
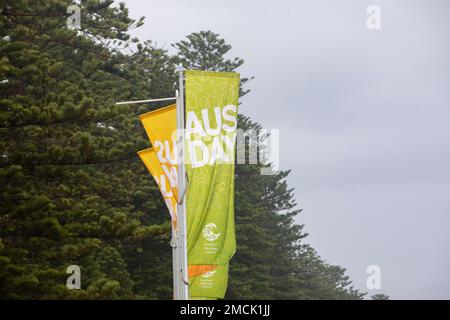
[176,64,189,300]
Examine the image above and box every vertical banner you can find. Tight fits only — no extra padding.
[139,104,179,202]
[185,70,240,298]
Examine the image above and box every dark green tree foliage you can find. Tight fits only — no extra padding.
[1,0,363,299]
[0,0,174,299]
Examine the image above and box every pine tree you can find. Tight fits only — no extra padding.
[172,30,253,97]
[0,0,174,299]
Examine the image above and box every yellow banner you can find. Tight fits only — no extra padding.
[139,104,179,202]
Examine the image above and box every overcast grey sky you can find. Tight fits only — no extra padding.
[121,0,450,299]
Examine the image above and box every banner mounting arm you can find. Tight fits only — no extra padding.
[115,97,176,105]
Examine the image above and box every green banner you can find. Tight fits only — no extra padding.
[185,70,239,298]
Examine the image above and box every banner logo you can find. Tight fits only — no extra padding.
[202,223,221,242]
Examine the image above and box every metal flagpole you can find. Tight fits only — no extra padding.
[176,64,189,300]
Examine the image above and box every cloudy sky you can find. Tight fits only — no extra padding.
[121,0,450,299]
